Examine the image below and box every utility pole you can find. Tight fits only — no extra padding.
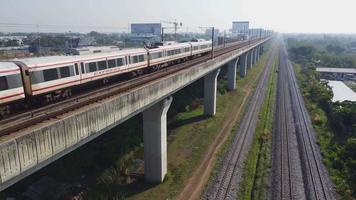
[161,27,165,42]
[223,30,226,48]
[211,27,215,58]
[161,20,182,41]
[36,24,41,54]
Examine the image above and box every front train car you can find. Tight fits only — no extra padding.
[0,62,25,116]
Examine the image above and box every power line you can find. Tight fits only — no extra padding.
[0,22,128,32]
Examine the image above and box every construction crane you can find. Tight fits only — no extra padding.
[161,20,183,41]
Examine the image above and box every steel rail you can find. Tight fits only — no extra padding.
[283,46,330,200]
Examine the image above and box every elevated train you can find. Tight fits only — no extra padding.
[0,40,212,117]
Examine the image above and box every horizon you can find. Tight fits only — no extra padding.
[1,0,355,34]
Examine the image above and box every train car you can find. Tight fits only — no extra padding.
[148,43,191,69]
[0,40,213,117]
[14,48,149,101]
[190,40,212,56]
[0,62,25,115]
[80,48,148,84]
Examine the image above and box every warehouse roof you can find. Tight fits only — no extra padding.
[316,67,356,74]
[327,81,356,102]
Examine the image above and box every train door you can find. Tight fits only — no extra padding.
[125,56,130,71]
[74,63,81,82]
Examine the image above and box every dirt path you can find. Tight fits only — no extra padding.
[176,66,265,200]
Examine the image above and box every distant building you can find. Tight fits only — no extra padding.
[65,36,96,48]
[249,28,263,39]
[131,23,162,36]
[0,36,26,46]
[205,28,220,36]
[232,21,249,35]
[317,67,356,81]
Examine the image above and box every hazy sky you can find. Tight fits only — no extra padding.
[0,0,355,33]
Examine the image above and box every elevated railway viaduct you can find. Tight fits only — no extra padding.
[0,38,270,191]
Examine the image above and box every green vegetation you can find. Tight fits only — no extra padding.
[287,36,356,199]
[287,36,356,68]
[237,47,277,200]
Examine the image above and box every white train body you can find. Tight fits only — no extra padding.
[0,40,212,107]
[0,62,25,104]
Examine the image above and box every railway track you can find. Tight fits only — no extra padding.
[277,51,293,199]
[0,39,267,136]
[204,43,277,200]
[280,45,335,200]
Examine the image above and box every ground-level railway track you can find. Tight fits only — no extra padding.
[204,43,277,200]
[276,50,294,199]
[0,39,266,136]
[280,45,334,200]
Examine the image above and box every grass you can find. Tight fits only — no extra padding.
[237,47,278,200]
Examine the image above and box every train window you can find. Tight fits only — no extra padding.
[74,64,79,75]
[117,58,124,66]
[138,55,145,62]
[98,61,107,70]
[185,47,190,52]
[6,74,22,89]
[150,52,163,59]
[167,50,175,56]
[108,59,116,68]
[193,46,199,50]
[0,76,8,91]
[87,62,97,72]
[81,63,85,74]
[43,68,59,82]
[30,71,44,84]
[59,66,71,78]
[132,56,139,63]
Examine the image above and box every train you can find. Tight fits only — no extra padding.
[0,40,212,117]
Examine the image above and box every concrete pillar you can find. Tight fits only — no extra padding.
[227,57,239,91]
[239,53,248,77]
[247,50,253,69]
[143,96,173,183]
[251,49,255,66]
[257,46,261,60]
[253,48,257,65]
[204,69,221,116]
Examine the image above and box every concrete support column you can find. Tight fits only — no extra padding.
[256,46,260,61]
[253,48,257,65]
[143,96,173,183]
[251,49,255,66]
[247,50,253,69]
[239,53,248,77]
[227,57,239,91]
[204,69,221,116]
